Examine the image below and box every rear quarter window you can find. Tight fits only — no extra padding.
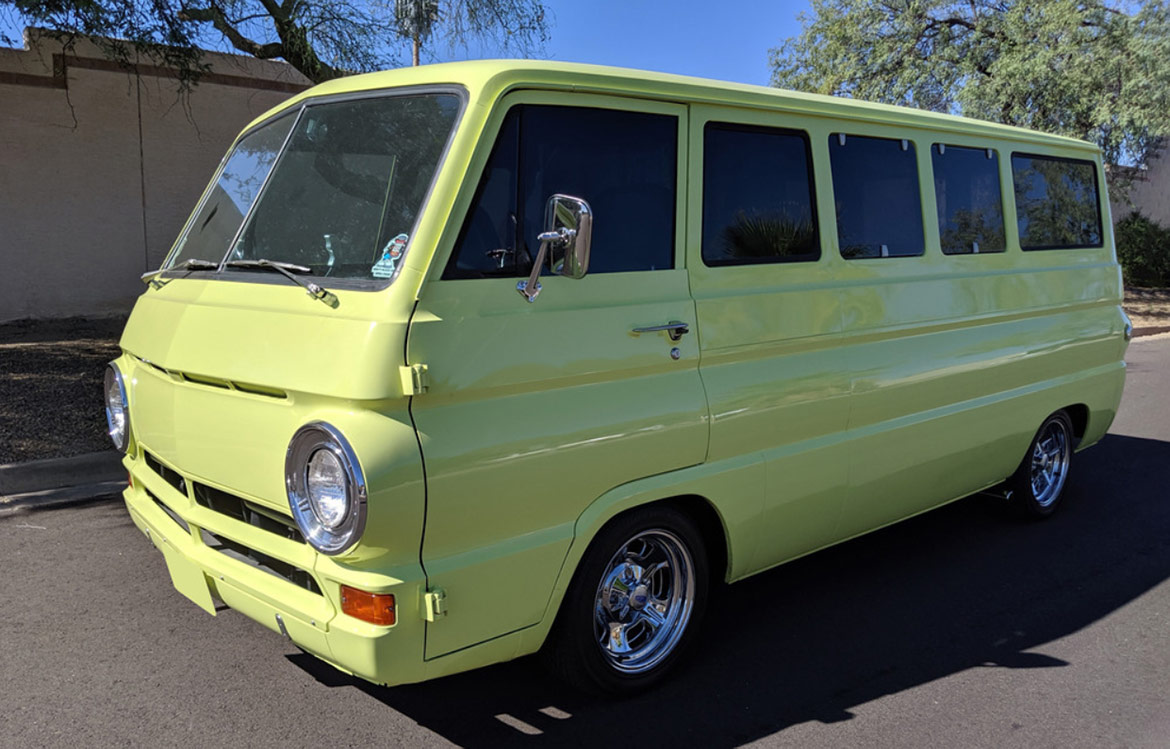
[1011,154,1103,250]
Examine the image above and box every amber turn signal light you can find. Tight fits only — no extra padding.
[340,585,396,626]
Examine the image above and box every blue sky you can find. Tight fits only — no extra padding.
[497,1,809,86]
[2,1,810,87]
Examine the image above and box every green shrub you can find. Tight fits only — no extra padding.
[1115,211,1170,288]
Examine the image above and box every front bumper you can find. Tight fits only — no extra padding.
[122,449,429,686]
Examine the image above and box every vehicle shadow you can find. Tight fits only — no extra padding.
[289,432,1170,747]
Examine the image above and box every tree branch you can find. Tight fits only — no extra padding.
[180,5,282,58]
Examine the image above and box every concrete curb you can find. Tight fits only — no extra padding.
[1134,325,1170,338]
[0,451,126,512]
[0,481,125,515]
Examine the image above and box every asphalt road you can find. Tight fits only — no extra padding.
[3,338,1169,748]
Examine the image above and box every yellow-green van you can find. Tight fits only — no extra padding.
[108,61,1130,694]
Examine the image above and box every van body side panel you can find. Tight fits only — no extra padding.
[685,106,852,574]
[830,138,1123,535]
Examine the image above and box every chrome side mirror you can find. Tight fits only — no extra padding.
[546,195,592,279]
[517,194,593,302]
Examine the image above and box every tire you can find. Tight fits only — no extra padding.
[1008,410,1075,518]
[541,506,709,696]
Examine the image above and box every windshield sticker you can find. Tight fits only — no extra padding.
[372,233,409,279]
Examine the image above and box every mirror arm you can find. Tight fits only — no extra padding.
[517,228,574,303]
[517,240,550,303]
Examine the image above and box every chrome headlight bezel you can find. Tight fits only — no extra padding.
[285,422,367,555]
[104,363,131,453]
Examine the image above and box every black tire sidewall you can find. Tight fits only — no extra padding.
[1012,410,1075,518]
[548,506,710,696]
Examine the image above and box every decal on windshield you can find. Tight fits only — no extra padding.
[372,233,409,279]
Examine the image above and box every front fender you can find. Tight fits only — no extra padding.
[517,452,765,655]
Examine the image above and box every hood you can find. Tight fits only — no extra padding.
[120,277,410,401]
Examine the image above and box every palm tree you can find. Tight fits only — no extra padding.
[396,0,440,66]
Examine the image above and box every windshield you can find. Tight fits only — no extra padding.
[166,92,463,284]
[168,113,295,268]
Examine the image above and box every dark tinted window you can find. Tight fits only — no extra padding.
[445,105,677,278]
[445,113,520,278]
[932,145,1005,255]
[702,123,819,265]
[1011,154,1102,250]
[829,134,924,259]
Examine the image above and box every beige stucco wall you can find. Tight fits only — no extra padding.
[0,29,310,322]
[1111,147,1170,228]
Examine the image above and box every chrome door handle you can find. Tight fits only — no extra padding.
[632,321,689,342]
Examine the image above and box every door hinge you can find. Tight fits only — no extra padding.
[399,363,429,396]
[422,588,447,622]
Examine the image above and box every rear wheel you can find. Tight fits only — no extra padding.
[1009,410,1074,518]
[542,506,709,695]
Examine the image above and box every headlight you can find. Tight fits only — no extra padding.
[285,422,367,555]
[104,363,131,452]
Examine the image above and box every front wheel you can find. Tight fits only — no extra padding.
[1009,410,1075,518]
[542,506,709,695]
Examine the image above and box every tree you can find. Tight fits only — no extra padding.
[770,1,1170,176]
[397,0,440,66]
[1,0,549,84]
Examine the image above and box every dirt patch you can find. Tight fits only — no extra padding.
[0,317,126,464]
[1125,287,1170,329]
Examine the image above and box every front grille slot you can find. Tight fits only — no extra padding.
[144,452,187,497]
[193,482,305,545]
[200,528,321,595]
[147,489,189,533]
[181,372,231,389]
[131,355,286,399]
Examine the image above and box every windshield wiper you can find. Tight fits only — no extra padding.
[224,259,339,308]
[141,259,220,287]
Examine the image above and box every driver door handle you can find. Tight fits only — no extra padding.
[632,321,690,342]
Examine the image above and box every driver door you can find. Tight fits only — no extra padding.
[407,93,709,659]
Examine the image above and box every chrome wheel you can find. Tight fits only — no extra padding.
[594,529,695,675]
[1030,418,1071,508]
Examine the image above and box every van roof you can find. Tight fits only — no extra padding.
[256,59,1096,153]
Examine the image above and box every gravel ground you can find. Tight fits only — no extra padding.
[0,316,126,465]
[0,287,1166,465]
[1126,286,1170,329]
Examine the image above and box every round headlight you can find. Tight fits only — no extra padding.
[104,363,130,452]
[306,448,348,528]
[285,423,367,555]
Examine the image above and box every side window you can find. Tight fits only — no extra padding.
[443,111,520,278]
[444,105,677,278]
[829,134,924,259]
[1011,154,1103,250]
[701,123,819,265]
[932,145,1006,254]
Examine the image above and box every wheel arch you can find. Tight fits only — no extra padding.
[1062,403,1089,446]
[569,491,733,588]
[518,455,764,656]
